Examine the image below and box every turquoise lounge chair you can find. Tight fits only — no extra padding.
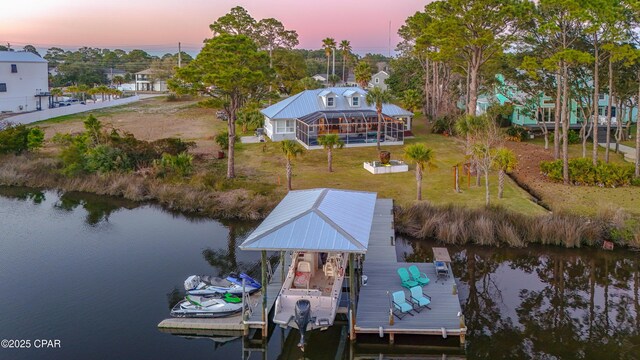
[397,267,419,289]
[408,265,430,286]
[391,291,414,319]
[409,286,432,312]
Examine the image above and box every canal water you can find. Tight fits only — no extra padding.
[0,187,638,359]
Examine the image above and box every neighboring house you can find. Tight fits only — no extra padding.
[368,71,389,91]
[135,69,167,92]
[312,74,327,83]
[0,51,49,113]
[477,74,638,131]
[261,87,413,149]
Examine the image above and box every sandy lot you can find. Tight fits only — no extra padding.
[38,97,227,156]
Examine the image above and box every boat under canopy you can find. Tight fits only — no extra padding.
[239,188,377,339]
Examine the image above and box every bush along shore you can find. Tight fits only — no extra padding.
[0,117,277,220]
[0,155,277,220]
[395,202,640,249]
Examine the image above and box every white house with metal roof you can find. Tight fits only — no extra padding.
[261,87,413,148]
[0,51,49,113]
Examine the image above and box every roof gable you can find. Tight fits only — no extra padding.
[261,87,412,120]
[0,51,47,63]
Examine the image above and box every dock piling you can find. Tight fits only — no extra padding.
[261,250,267,337]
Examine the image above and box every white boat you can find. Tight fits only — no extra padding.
[273,251,347,336]
[170,295,243,318]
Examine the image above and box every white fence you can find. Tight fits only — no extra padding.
[5,96,141,125]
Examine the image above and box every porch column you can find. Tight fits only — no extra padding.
[261,250,267,337]
[349,253,356,341]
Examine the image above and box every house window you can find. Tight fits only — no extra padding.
[327,97,334,107]
[0,83,6,92]
[11,64,17,73]
[599,93,605,100]
[351,97,359,106]
[375,78,379,84]
[276,119,295,134]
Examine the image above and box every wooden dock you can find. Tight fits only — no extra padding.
[354,199,466,344]
[157,256,290,333]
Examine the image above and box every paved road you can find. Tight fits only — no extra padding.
[4,94,163,125]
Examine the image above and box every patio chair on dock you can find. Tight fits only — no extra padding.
[409,286,432,312]
[391,291,414,319]
[408,265,430,286]
[397,267,419,289]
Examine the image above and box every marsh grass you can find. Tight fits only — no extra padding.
[0,155,277,220]
[396,201,639,249]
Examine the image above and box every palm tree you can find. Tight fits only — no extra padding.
[365,87,393,152]
[354,61,372,88]
[280,140,304,191]
[322,38,336,84]
[403,144,435,201]
[339,40,352,82]
[317,134,344,172]
[401,89,422,113]
[50,88,63,104]
[492,147,518,199]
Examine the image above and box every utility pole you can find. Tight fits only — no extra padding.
[388,21,391,57]
[178,42,182,68]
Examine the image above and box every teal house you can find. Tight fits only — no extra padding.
[476,75,638,129]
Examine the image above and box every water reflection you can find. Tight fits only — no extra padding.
[401,238,640,359]
[54,191,139,225]
[0,186,46,204]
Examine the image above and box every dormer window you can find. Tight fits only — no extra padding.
[327,97,335,107]
[351,97,359,106]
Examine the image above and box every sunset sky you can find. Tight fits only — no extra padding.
[0,0,426,55]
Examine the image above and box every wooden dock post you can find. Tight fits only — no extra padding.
[349,253,356,341]
[261,250,267,337]
[280,251,285,282]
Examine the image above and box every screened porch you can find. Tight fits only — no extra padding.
[295,110,405,148]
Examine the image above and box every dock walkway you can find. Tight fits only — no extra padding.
[355,199,466,342]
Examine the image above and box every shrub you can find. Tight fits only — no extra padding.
[432,115,456,135]
[85,145,132,173]
[540,158,637,187]
[215,131,229,149]
[0,124,45,154]
[567,129,580,144]
[505,125,527,142]
[151,138,195,156]
[154,152,193,178]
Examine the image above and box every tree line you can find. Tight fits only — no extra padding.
[389,0,640,182]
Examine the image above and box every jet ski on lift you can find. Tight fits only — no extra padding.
[183,273,261,296]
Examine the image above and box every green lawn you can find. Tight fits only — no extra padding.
[30,98,547,216]
[233,120,547,215]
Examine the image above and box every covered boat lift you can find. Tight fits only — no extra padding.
[239,188,377,338]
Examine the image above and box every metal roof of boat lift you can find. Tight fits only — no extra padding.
[239,188,377,253]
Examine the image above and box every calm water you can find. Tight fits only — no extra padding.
[0,187,638,359]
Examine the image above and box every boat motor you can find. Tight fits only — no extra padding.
[294,299,311,350]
